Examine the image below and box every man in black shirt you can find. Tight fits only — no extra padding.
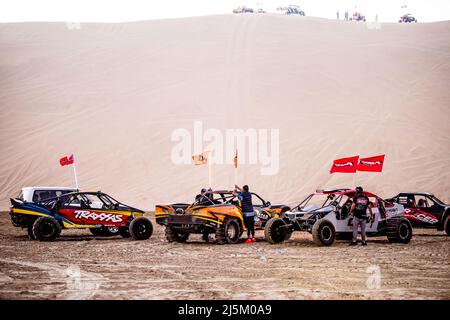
[349,186,374,246]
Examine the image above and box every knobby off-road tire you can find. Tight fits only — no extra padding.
[386,217,412,243]
[129,217,153,240]
[89,227,119,237]
[27,226,36,240]
[32,216,61,241]
[312,219,336,246]
[215,217,241,245]
[264,218,289,244]
[165,227,190,243]
[444,215,450,236]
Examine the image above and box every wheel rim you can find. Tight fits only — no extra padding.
[41,221,55,237]
[227,223,237,239]
[321,226,332,241]
[271,220,286,242]
[137,223,147,235]
[399,223,409,239]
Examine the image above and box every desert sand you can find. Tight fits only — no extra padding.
[0,14,449,211]
[0,212,449,300]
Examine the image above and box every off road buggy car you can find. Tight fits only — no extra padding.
[399,14,417,23]
[233,6,254,14]
[9,191,153,241]
[14,186,118,236]
[265,189,412,246]
[285,6,305,16]
[155,190,290,244]
[350,12,366,22]
[386,192,449,235]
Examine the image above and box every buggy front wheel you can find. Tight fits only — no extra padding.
[265,218,289,244]
[129,217,153,240]
[312,219,335,246]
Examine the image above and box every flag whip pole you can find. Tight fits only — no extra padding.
[208,152,212,189]
[233,149,238,187]
[73,158,79,190]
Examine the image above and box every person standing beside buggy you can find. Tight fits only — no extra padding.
[349,187,374,246]
[235,184,256,244]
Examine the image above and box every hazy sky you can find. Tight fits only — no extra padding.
[1,0,449,23]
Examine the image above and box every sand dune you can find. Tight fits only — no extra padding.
[0,14,449,210]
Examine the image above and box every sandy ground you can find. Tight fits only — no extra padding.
[0,212,448,300]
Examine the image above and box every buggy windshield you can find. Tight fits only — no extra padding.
[191,191,237,206]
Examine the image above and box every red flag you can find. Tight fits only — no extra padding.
[330,156,359,173]
[60,154,74,166]
[357,155,385,172]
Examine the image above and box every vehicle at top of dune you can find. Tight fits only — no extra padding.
[285,6,305,16]
[385,192,449,235]
[350,12,366,22]
[155,190,290,244]
[399,14,417,23]
[232,6,254,14]
[9,190,153,241]
[264,189,412,246]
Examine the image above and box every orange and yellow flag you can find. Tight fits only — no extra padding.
[233,149,238,169]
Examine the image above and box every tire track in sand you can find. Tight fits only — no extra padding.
[0,258,105,299]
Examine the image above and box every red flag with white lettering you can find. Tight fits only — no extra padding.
[59,154,74,166]
[357,155,385,172]
[330,156,359,173]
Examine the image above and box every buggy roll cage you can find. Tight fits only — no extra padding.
[37,191,144,213]
[190,190,270,208]
[291,189,384,214]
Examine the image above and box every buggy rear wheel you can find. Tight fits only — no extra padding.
[264,218,289,244]
[165,227,190,243]
[312,219,335,246]
[32,216,61,241]
[387,218,412,243]
[27,226,36,240]
[444,215,450,236]
[215,218,241,244]
[129,217,153,240]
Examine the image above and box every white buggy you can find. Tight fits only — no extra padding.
[265,189,413,246]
